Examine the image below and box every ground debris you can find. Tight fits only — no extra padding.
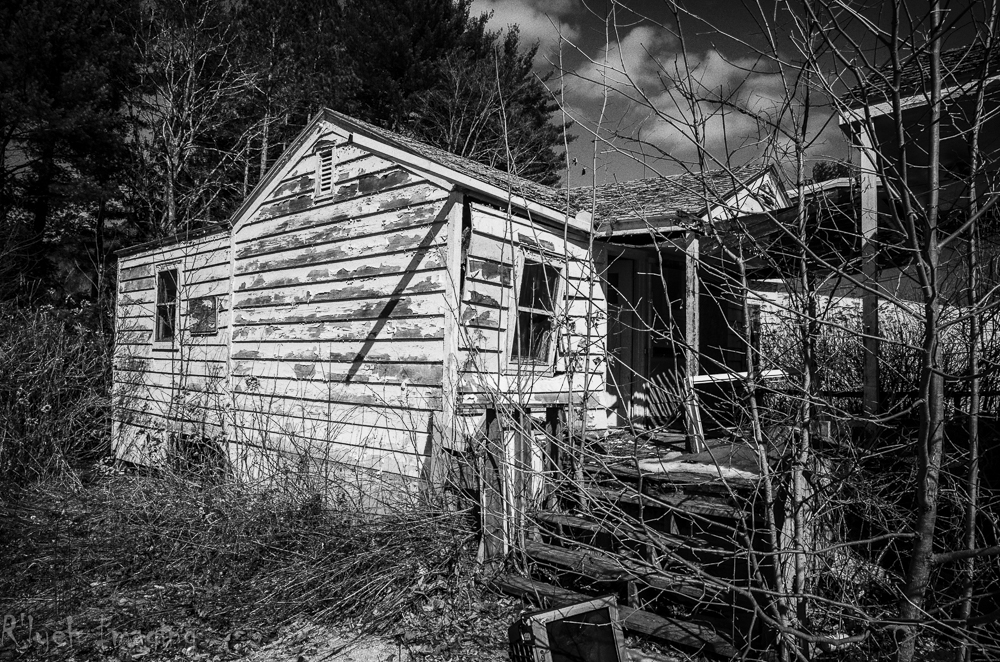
[0,473,516,662]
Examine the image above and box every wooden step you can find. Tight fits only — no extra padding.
[586,485,746,522]
[496,574,738,659]
[523,539,729,607]
[532,511,729,560]
[585,460,757,494]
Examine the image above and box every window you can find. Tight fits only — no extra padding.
[155,268,179,342]
[511,259,561,364]
[315,146,335,198]
[188,296,218,335]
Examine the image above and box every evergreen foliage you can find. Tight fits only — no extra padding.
[0,0,568,301]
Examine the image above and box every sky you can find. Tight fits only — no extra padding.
[467,0,987,188]
[467,0,853,187]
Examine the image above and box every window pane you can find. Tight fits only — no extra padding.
[155,269,178,342]
[513,311,552,362]
[518,261,560,312]
[158,269,178,303]
[188,296,218,335]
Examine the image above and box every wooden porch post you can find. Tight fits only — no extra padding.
[478,410,507,565]
[856,127,881,420]
[684,232,706,453]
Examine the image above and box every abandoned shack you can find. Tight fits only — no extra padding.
[113,109,788,495]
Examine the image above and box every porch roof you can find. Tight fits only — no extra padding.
[841,41,1000,112]
[572,165,769,237]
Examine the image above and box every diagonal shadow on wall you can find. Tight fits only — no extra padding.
[342,199,455,384]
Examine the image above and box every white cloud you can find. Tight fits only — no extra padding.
[566,27,812,166]
[471,0,581,66]
[572,25,678,100]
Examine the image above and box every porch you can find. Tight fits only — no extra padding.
[601,239,753,440]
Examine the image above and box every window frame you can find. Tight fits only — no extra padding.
[153,264,181,349]
[506,252,564,370]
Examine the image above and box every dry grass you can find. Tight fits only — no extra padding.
[0,303,111,491]
[0,468,521,661]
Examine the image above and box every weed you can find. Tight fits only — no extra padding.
[0,468,519,661]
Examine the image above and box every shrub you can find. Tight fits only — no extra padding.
[0,302,111,490]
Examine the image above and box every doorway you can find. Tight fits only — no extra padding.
[606,255,641,426]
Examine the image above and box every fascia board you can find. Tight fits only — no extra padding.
[229,114,328,235]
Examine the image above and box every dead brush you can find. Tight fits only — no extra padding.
[1,467,480,644]
[0,303,111,492]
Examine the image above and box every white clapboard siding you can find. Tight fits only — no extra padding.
[456,203,606,415]
[112,231,233,461]
[230,124,451,479]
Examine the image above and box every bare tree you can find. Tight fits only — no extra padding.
[126,0,257,237]
[477,2,1000,661]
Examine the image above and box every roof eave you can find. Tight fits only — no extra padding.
[839,73,1000,124]
[115,224,229,259]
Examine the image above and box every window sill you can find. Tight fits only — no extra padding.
[152,342,178,353]
[505,359,556,377]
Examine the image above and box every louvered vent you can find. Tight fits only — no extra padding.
[315,147,335,198]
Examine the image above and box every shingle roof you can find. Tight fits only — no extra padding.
[323,110,770,234]
[843,42,1000,110]
[323,109,575,215]
[569,165,768,234]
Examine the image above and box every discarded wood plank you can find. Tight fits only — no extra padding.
[522,540,728,607]
[532,511,724,559]
[586,485,745,521]
[584,461,757,494]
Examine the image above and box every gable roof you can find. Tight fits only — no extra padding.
[323,110,574,215]
[842,41,1000,112]
[223,108,588,237]
[236,109,776,238]
[122,109,779,256]
[571,164,780,235]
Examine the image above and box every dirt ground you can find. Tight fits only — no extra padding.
[0,472,523,662]
[0,470,694,662]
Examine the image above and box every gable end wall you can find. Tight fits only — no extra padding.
[229,125,452,483]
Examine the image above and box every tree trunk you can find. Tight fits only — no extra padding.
[954,10,994,657]
[259,109,271,182]
[27,140,57,286]
[897,4,945,659]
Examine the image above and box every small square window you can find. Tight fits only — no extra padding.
[155,268,179,342]
[188,296,218,335]
[511,259,561,363]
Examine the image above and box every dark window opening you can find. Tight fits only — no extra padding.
[512,260,560,363]
[748,303,762,372]
[156,268,179,342]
